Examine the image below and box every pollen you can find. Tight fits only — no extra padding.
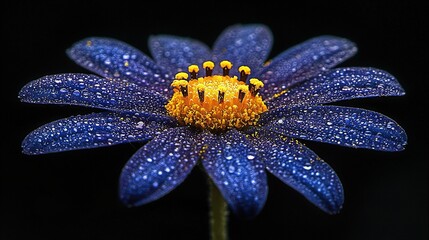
[165,60,268,131]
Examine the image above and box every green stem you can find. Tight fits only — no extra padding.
[209,180,228,240]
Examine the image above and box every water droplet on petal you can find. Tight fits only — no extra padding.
[303,165,312,170]
[342,86,352,91]
[72,90,80,96]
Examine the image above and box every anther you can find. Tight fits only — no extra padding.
[171,80,189,97]
[181,85,188,97]
[197,84,205,103]
[220,60,232,76]
[238,85,248,102]
[249,78,264,97]
[238,66,251,82]
[175,72,189,80]
[188,65,199,80]
[218,86,226,104]
[203,61,214,76]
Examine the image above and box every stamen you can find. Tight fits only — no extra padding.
[220,60,232,76]
[171,80,189,97]
[175,72,189,80]
[249,78,264,97]
[197,84,205,103]
[238,66,251,82]
[181,85,188,97]
[188,65,199,80]
[203,61,214,76]
[238,85,248,103]
[218,86,226,104]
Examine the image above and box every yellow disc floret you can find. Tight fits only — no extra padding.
[165,61,268,131]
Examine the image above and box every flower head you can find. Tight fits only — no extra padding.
[19,24,407,218]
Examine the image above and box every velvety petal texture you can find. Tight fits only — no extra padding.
[19,73,168,116]
[261,105,407,151]
[22,112,174,154]
[212,24,273,76]
[249,130,344,214]
[119,127,200,206]
[67,37,172,95]
[259,36,357,97]
[267,67,405,106]
[201,129,268,218]
[149,35,211,74]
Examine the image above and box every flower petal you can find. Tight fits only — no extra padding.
[249,130,344,214]
[261,105,407,151]
[258,36,357,97]
[119,127,200,206]
[148,35,211,74]
[201,129,268,218]
[19,73,168,116]
[267,67,405,107]
[22,112,175,155]
[66,37,172,95]
[212,24,273,76]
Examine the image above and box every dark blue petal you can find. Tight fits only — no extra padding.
[148,35,211,74]
[119,127,200,206]
[258,36,357,97]
[249,130,343,214]
[267,67,405,107]
[22,112,175,155]
[201,129,268,218]
[19,73,168,116]
[67,37,172,95]
[261,105,407,151]
[212,24,273,76]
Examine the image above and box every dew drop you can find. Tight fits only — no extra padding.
[329,45,340,51]
[72,90,80,96]
[342,86,352,91]
[136,121,144,129]
[247,155,255,160]
[303,165,312,170]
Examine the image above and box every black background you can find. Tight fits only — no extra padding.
[2,1,427,240]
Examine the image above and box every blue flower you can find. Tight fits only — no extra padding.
[19,24,407,218]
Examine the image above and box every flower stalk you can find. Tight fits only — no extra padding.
[209,179,228,240]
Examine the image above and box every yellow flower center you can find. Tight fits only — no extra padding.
[165,60,268,131]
